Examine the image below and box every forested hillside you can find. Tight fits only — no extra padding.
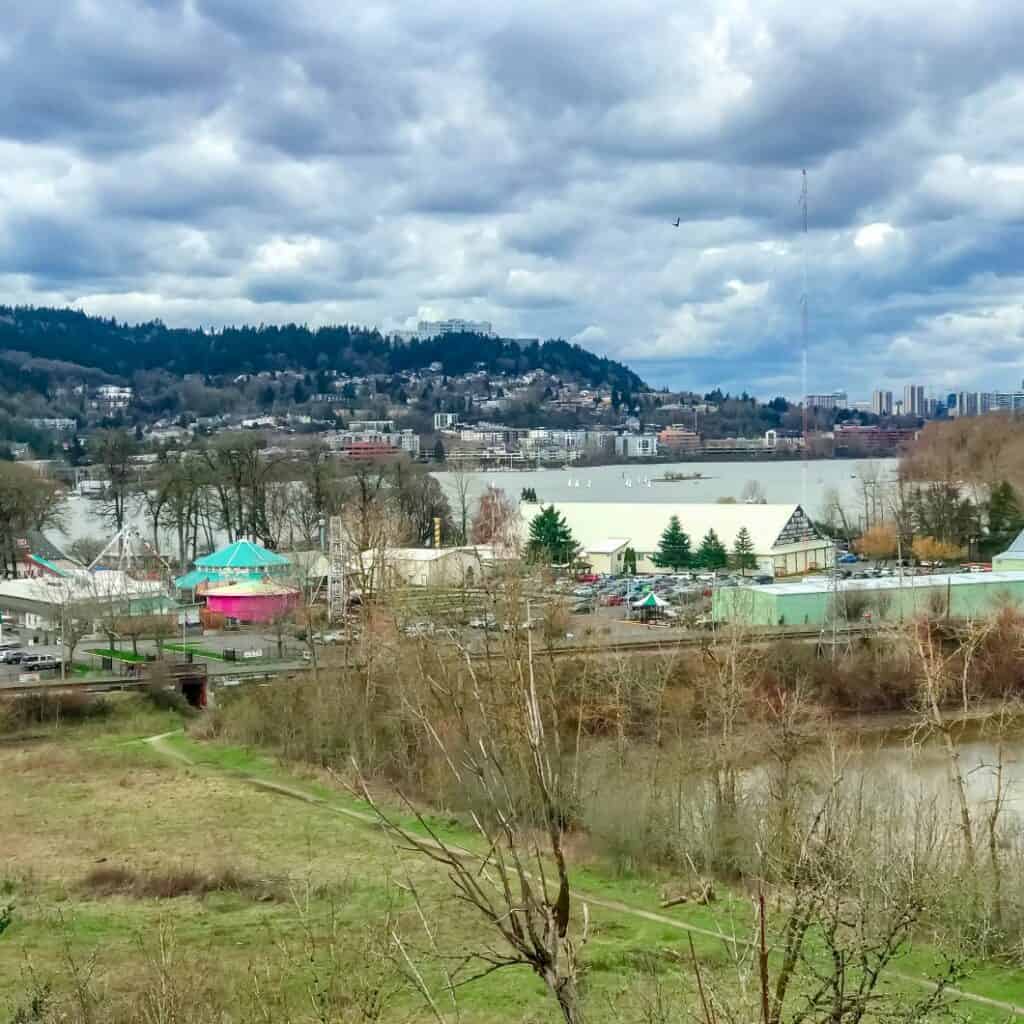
[0,306,645,391]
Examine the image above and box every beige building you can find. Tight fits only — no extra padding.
[354,545,512,589]
[522,502,832,576]
[584,538,631,574]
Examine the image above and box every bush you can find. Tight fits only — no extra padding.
[0,691,111,732]
[81,864,282,901]
[141,682,189,714]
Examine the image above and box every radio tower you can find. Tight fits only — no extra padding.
[800,169,809,511]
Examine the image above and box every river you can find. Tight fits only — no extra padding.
[435,457,899,521]
[833,715,1024,824]
[55,457,899,550]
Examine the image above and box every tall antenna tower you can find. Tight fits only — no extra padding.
[327,515,348,622]
[800,169,809,511]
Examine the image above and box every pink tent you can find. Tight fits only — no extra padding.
[204,579,299,623]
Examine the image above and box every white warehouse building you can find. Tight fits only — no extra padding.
[520,502,833,576]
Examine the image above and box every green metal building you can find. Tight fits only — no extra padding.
[712,571,1024,627]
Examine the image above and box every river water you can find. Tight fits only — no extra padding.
[56,457,900,549]
[435,457,899,520]
[841,719,1024,821]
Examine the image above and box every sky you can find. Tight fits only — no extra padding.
[4,1,1024,399]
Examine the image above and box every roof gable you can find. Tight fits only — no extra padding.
[997,529,1024,557]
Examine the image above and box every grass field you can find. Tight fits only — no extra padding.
[87,648,147,663]
[164,641,228,660]
[2,697,1023,1022]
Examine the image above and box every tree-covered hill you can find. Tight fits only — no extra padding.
[0,306,645,391]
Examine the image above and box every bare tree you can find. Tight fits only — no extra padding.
[92,429,140,536]
[907,617,994,871]
[356,641,588,1024]
[740,479,767,504]
[67,535,106,568]
[448,460,477,544]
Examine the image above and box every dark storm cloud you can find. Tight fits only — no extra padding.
[5,0,1024,396]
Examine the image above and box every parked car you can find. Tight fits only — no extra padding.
[752,575,775,585]
[575,573,600,584]
[20,654,59,672]
[0,648,26,664]
[571,602,595,614]
[503,619,536,633]
[602,594,625,606]
[837,552,859,564]
[403,622,435,638]
[468,615,498,630]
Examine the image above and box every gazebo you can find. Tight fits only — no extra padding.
[630,591,670,623]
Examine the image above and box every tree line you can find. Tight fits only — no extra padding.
[0,305,644,393]
[816,415,1024,563]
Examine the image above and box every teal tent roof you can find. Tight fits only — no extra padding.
[174,569,225,590]
[632,591,667,608]
[27,554,69,577]
[194,540,290,570]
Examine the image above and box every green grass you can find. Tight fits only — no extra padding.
[165,642,271,662]
[162,732,1024,1020]
[87,647,147,663]
[3,701,1023,1023]
[164,641,228,661]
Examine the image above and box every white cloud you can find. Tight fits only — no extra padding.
[3,0,1024,395]
[854,222,898,249]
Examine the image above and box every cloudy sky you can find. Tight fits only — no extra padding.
[4,1,1024,398]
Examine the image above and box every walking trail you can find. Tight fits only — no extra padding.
[142,730,1024,1019]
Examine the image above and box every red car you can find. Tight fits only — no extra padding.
[576,573,600,583]
[602,595,625,606]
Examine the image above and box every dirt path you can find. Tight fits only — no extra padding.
[142,730,1024,1019]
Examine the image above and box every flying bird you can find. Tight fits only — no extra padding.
[672,217,681,227]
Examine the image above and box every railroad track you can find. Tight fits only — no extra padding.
[1,626,875,697]
[484,624,876,660]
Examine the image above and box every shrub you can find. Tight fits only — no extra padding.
[81,864,281,901]
[0,691,111,732]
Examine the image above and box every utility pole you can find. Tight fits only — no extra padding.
[800,169,809,511]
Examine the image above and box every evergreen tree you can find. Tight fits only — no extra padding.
[651,515,692,571]
[694,528,729,570]
[527,506,580,564]
[988,480,1024,537]
[731,525,758,573]
[432,438,446,463]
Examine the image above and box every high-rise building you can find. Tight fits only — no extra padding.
[954,392,979,417]
[992,392,1024,411]
[871,389,893,416]
[805,391,848,410]
[903,384,925,417]
[416,319,495,339]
